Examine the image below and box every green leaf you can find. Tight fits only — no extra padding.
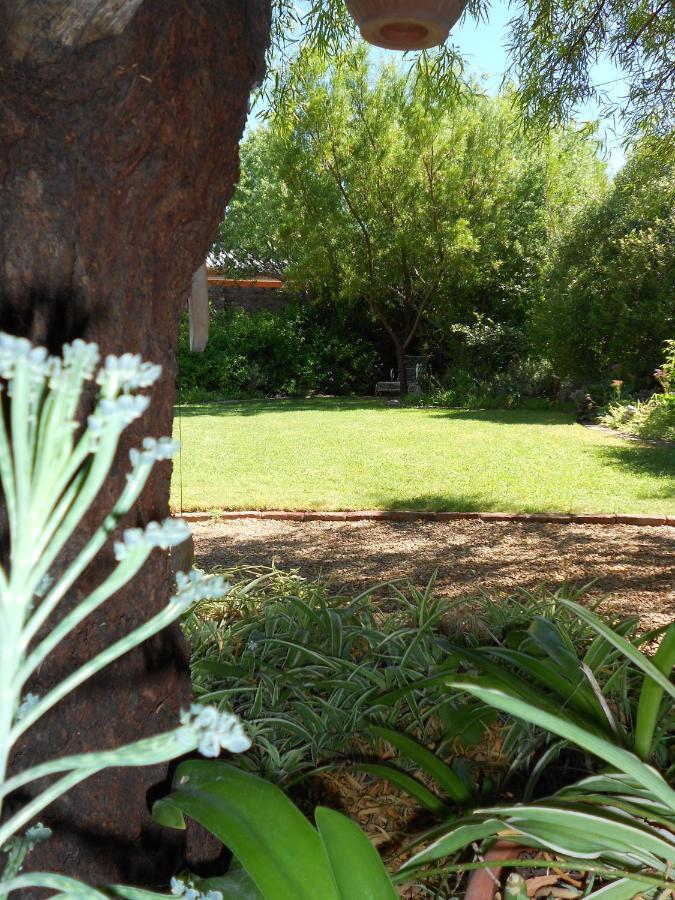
[560,600,675,704]
[152,760,339,900]
[451,681,675,811]
[356,763,449,814]
[370,726,473,806]
[634,622,675,760]
[402,817,505,868]
[193,660,248,680]
[315,807,398,900]
[586,877,655,898]
[484,804,675,863]
[151,797,186,831]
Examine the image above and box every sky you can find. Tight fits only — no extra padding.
[250,2,630,173]
[445,2,628,172]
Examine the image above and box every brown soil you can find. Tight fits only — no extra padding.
[192,518,674,631]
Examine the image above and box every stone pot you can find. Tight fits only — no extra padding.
[346,0,469,50]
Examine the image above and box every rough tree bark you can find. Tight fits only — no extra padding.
[0,0,270,890]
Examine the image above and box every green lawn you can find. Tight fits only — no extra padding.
[170,398,674,515]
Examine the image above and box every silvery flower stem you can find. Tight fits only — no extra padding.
[29,427,120,578]
[10,359,30,551]
[30,381,70,506]
[17,544,152,687]
[0,769,91,851]
[11,598,190,742]
[0,392,17,535]
[0,729,197,801]
[21,459,154,650]
[31,428,90,536]
[0,871,109,899]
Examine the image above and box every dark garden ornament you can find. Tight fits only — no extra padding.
[346,0,468,50]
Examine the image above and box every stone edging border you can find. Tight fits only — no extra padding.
[183,510,674,527]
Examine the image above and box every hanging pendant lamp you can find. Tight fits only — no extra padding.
[346,0,468,51]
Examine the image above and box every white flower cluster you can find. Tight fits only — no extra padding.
[0,334,104,396]
[178,704,252,757]
[24,822,52,851]
[174,569,230,606]
[97,353,162,393]
[0,333,48,382]
[62,338,101,379]
[87,395,150,438]
[170,877,222,900]
[114,518,191,561]
[15,692,40,721]
[129,436,181,468]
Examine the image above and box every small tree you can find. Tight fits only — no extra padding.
[218,52,605,392]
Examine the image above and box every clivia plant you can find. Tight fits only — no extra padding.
[0,333,251,899]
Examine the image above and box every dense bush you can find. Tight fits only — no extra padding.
[177,301,381,400]
[533,145,675,384]
[600,340,675,441]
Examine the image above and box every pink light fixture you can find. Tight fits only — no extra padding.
[346,0,468,51]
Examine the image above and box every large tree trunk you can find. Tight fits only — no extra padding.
[0,0,270,891]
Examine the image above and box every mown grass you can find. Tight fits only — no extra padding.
[170,398,674,515]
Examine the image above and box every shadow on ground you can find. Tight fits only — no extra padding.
[192,517,675,629]
[593,443,675,486]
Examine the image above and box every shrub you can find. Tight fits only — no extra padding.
[533,145,675,384]
[600,341,675,441]
[177,302,380,399]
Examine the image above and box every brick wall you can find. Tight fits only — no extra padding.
[208,283,289,314]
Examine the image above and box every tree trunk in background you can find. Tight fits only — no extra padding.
[395,341,408,395]
[0,0,270,890]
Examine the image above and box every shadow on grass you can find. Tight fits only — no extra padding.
[175,398,575,425]
[377,492,496,513]
[175,397,384,417]
[423,408,575,427]
[593,443,675,487]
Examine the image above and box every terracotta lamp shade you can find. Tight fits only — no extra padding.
[346,0,468,50]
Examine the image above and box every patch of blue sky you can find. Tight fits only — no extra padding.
[249,3,629,173]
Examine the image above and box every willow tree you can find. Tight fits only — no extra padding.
[218,53,606,393]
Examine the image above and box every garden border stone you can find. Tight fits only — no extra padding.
[181,510,673,527]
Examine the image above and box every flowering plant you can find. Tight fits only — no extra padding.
[0,333,250,899]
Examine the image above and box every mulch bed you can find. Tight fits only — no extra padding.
[192,517,675,631]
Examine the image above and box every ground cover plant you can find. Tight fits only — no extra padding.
[171,399,674,515]
[185,567,459,787]
[185,565,675,896]
[398,601,675,896]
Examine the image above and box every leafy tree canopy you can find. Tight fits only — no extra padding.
[216,50,605,391]
[266,1,674,154]
[533,143,675,382]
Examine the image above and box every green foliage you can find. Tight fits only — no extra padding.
[396,601,675,895]
[602,393,675,442]
[217,51,604,391]
[185,568,457,786]
[534,147,675,383]
[177,303,380,399]
[266,1,675,149]
[153,759,397,900]
[600,341,675,442]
